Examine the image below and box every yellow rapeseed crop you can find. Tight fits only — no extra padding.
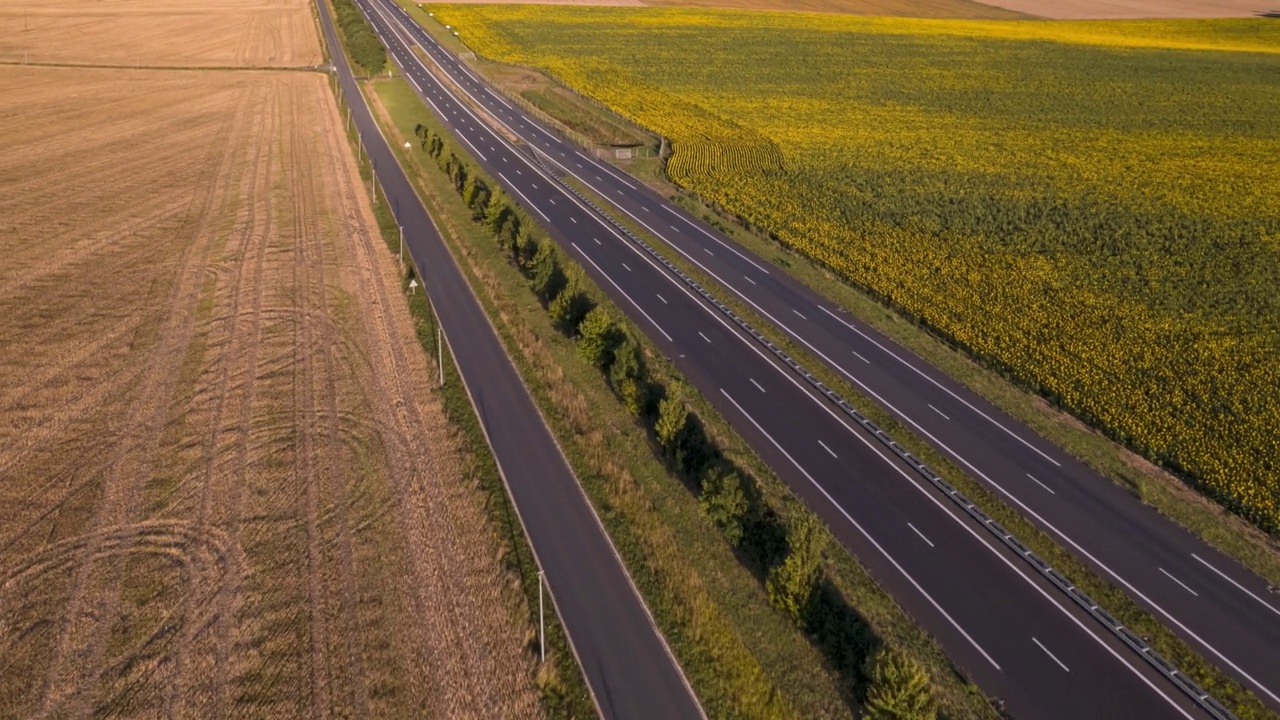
[432,5,1280,532]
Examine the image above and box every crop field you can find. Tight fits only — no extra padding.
[0,0,321,67]
[0,49,539,720]
[431,5,1280,533]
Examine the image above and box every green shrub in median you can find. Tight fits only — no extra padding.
[332,0,386,75]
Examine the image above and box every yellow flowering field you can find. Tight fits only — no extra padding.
[432,5,1280,532]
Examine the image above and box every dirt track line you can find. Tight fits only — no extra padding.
[292,79,331,720]
[291,76,371,719]
[166,79,274,719]
[33,72,249,719]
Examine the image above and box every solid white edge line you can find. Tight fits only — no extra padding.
[907,522,935,548]
[662,204,772,275]
[1032,637,1071,673]
[1159,568,1200,598]
[575,149,638,190]
[816,304,1061,466]
[498,172,549,221]
[789,307,1280,705]
[628,255,1196,719]
[571,242,672,342]
[720,388,1002,672]
[1190,553,1280,619]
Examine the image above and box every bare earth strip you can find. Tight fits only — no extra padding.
[0,0,321,67]
[0,62,542,720]
[643,0,1027,18]
[972,0,1272,18]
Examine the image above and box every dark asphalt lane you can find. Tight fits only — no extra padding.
[351,2,1222,718]
[315,3,705,719]
[367,3,1280,716]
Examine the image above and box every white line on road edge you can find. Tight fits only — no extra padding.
[498,172,549,221]
[575,149,638,190]
[662,205,771,274]
[571,242,672,342]
[816,305,1061,466]
[751,378,767,394]
[720,388,1002,670]
[1160,568,1200,597]
[928,404,951,421]
[1033,637,1071,672]
[908,522,934,548]
[1191,553,1280,619]
[1026,474,1056,495]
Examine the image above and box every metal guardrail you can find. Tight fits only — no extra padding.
[526,147,1238,720]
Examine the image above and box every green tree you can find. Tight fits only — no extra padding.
[549,277,592,332]
[699,467,748,546]
[484,191,513,238]
[863,649,937,720]
[577,307,622,369]
[609,338,650,417]
[528,243,565,302]
[767,514,826,623]
[655,397,689,457]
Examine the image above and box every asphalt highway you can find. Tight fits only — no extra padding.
[314,2,706,718]
[346,1,1250,718]
[365,4,1280,717]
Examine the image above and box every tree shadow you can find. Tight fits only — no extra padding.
[1254,10,1280,17]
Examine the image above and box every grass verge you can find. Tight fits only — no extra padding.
[369,74,1001,720]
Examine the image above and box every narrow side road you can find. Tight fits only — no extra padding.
[315,3,706,718]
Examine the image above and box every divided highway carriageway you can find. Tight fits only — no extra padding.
[355,0,1278,716]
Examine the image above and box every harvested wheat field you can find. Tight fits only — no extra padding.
[0,62,542,719]
[0,0,322,67]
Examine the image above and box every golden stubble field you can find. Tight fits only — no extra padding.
[0,0,321,67]
[0,4,544,718]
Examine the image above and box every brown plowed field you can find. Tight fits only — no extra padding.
[0,0,321,67]
[0,8,544,718]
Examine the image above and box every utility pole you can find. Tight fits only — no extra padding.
[538,570,545,663]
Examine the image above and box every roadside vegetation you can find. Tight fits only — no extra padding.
[333,0,386,74]
[368,75,1002,720]
[427,3,1280,542]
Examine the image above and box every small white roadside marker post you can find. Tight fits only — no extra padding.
[538,570,545,663]
[437,328,445,387]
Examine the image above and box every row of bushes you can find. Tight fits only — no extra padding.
[333,0,386,75]
[414,122,941,719]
